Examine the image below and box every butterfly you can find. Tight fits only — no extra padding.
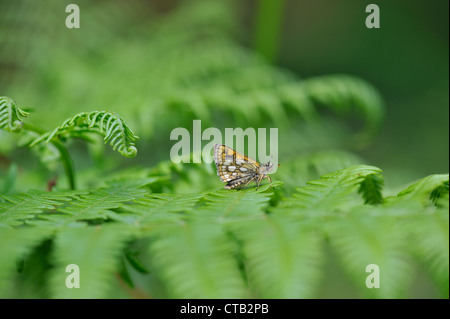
[213,144,278,190]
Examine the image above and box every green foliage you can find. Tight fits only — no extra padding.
[0,0,448,300]
[0,96,140,190]
[0,190,75,227]
[393,174,449,207]
[148,222,248,298]
[359,173,384,205]
[0,97,29,133]
[404,211,449,298]
[196,185,276,218]
[232,216,323,298]
[48,224,134,298]
[302,75,384,145]
[0,165,447,298]
[31,111,139,157]
[282,165,383,210]
[0,227,53,298]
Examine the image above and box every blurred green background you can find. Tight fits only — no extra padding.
[0,0,447,193]
[0,0,448,299]
[273,0,449,184]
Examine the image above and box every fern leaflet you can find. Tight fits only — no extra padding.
[31,111,139,157]
[147,222,248,298]
[194,182,281,220]
[325,211,413,298]
[114,193,204,225]
[0,227,53,297]
[231,216,323,298]
[48,224,134,298]
[0,191,75,227]
[283,165,383,210]
[0,96,29,133]
[389,174,449,207]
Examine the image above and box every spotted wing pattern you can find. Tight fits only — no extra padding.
[213,144,260,189]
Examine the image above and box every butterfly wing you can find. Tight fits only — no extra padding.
[213,144,260,188]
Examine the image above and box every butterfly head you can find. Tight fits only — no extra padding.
[261,161,279,174]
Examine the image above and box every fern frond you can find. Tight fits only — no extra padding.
[390,174,449,207]
[0,96,29,133]
[114,193,204,225]
[0,191,75,227]
[325,211,413,298]
[431,181,449,209]
[51,178,154,223]
[147,222,248,298]
[0,227,53,297]
[231,216,323,298]
[303,75,384,144]
[403,210,449,298]
[359,173,384,205]
[195,183,280,219]
[31,111,139,157]
[284,165,383,210]
[276,150,364,195]
[48,224,133,298]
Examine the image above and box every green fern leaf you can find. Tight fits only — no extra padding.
[147,222,248,298]
[326,210,413,298]
[0,227,53,297]
[359,173,384,205]
[431,181,449,209]
[0,190,75,227]
[0,96,29,133]
[276,81,318,121]
[53,178,155,223]
[195,183,280,219]
[276,150,364,195]
[390,174,449,207]
[31,111,139,157]
[114,193,204,225]
[303,75,384,144]
[48,224,133,298]
[232,216,323,298]
[284,165,383,210]
[124,248,150,274]
[403,210,449,298]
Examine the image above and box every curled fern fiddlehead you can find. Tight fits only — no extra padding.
[0,97,29,133]
[31,111,139,157]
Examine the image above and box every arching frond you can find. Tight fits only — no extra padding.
[389,174,449,207]
[302,75,384,144]
[283,165,383,210]
[31,111,139,157]
[276,150,364,195]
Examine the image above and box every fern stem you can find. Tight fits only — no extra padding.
[253,0,285,63]
[22,123,76,190]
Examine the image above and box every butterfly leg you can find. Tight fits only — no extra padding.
[256,175,265,190]
[241,176,256,190]
[267,175,272,189]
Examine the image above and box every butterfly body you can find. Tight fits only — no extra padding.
[213,144,276,190]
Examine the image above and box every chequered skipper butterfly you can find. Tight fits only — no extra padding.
[213,144,278,190]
